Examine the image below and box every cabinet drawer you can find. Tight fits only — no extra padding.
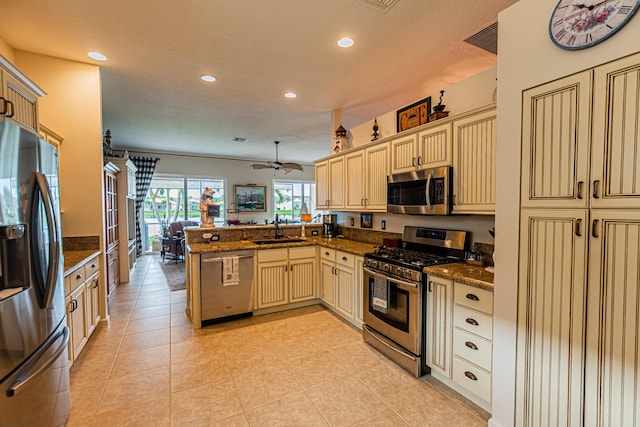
[84,255,100,277]
[454,282,493,315]
[257,248,288,263]
[67,266,85,293]
[454,305,493,341]
[320,248,336,262]
[453,327,493,372]
[288,246,316,259]
[335,251,355,268]
[452,356,492,403]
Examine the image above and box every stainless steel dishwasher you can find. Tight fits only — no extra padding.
[200,250,254,323]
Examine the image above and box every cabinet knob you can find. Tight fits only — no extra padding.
[465,293,479,301]
[325,252,330,256]
[464,371,478,381]
[465,318,479,326]
[465,341,478,350]
[91,263,97,268]
[342,256,347,261]
[76,274,83,280]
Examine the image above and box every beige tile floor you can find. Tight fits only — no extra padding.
[67,255,490,426]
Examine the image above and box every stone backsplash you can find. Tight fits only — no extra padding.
[185,224,323,244]
[338,226,402,246]
[62,235,100,251]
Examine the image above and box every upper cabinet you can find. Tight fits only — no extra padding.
[0,56,45,134]
[315,156,345,210]
[345,141,390,212]
[39,125,64,150]
[452,105,496,214]
[522,52,640,211]
[391,122,452,174]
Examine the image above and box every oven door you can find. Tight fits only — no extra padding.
[362,266,421,354]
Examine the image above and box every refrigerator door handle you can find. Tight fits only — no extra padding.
[30,172,61,309]
[6,326,69,397]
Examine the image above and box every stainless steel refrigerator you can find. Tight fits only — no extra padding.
[0,120,70,426]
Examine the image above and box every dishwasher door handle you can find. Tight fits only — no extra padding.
[202,255,254,263]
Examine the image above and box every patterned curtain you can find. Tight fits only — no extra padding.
[130,156,159,256]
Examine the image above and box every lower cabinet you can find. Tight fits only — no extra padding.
[425,274,494,411]
[64,254,101,364]
[255,246,317,309]
[319,248,363,328]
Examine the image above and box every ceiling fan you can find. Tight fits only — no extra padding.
[252,141,304,174]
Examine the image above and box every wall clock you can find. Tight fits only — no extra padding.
[550,0,640,49]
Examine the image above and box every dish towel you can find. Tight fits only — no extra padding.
[222,257,240,286]
[372,275,389,313]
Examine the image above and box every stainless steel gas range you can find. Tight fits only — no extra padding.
[362,226,470,377]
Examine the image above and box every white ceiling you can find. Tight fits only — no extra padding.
[0,0,517,164]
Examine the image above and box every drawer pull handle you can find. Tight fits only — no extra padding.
[465,293,479,301]
[76,274,83,280]
[93,278,99,289]
[464,371,478,381]
[465,341,478,350]
[466,318,479,326]
[342,256,347,261]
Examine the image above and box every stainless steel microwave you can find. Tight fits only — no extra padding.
[386,166,452,215]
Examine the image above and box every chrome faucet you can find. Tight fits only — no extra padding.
[274,214,283,239]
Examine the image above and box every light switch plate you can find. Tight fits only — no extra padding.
[211,235,220,241]
[381,220,386,230]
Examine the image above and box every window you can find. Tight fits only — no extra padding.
[273,180,316,222]
[142,176,225,252]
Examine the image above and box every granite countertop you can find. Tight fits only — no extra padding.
[64,250,102,276]
[187,237,378,257]
[424,263,494,291]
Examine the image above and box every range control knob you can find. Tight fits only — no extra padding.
[384,264,392,272]
[396,267,405,276]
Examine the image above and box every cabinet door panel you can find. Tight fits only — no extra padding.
[391,133,418,174]
[335,266,354,317]
[345,151,365,210]
[365,143,389,211]
[521,72,592,209]
[426,275,453,378]
[418,122,452,168]
[452,108,497,214]
[328,157,345,209]
[320,261,335,307]
[256,262,288,308]
[315,161,329,209]
[2,73,39,133]
[592,53,640,209]
[516,209,587,427]
[289,258,316,302]
[585,210,640,427]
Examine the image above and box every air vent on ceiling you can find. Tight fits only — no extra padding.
[360,0,399,12]
[232,137,247,142]
[464,22,498,55]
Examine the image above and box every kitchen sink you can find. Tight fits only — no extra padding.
[251,238,306,245]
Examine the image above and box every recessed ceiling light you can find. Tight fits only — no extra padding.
[284,92,297,99]
[200,75,217,82]
[337,37,355,48]
[87,51,108,61]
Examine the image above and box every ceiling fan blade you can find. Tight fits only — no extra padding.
[252,163,272,170]
[281,162,304,171]
[267,161,281,169]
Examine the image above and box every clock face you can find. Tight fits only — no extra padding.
[550,0,640,49]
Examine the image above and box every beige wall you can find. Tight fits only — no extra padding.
[494,1,640,427]
[0,37,15,62]
[14,51,104,239]
[348,67,497,148]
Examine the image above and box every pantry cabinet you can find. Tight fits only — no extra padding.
[255,246,317,309]
[452,105,496,214]
[345,142,390,211]
[0,56,45,134]
[517,53,640,427]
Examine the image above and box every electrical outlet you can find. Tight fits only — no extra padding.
[211,234,220,241]
[311,230,319,236]
[381,220,386,230]
[350,217,354,226]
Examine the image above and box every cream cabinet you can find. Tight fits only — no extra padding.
[64,254,101,364]
[315,156,344,209]
[425,275,453,378]
[452,105,496,214]
[107,156,138,283]
[517,53,640,427]
[345,142,390,212]
[39,125,64,150]
[452,282,494,406]
[255,246,317,309]
[354,256,364,325]
[320,248,361,328]
[0,56,45,134]
[391,122,452,174]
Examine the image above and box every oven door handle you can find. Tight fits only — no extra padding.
[363,267,418,289]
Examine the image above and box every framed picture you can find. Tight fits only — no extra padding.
[360,213,373,229]
[396,96,431,132]
[234,185,266,212]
